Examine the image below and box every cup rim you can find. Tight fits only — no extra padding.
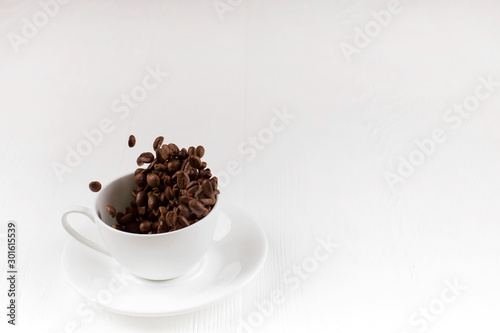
[94,173,220,237]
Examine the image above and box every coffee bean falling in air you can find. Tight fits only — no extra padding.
[89,181,102,192]
[128,135,136,148]
[106,205,117,218]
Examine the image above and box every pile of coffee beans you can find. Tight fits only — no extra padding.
[91,136,219,234]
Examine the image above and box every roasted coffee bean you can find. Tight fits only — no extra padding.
[201,162,207,169]
[146,158,157,170]
[188,146,196,156]
[116,212,124,222]
[196,146,205,158]
[128,135,136,148]
[131,190,138,198]
[167,159,181,173]
[147,173,160,187]
[178,204,190,217]
[166,211,176,227]
[112,224,125,231]
[199,168,211,179]
[159,206,168,218]
[188,155,202,169]
[177,172,189,189]
[168,143,179,156]
[177,215,190,227]
[126,207,135,216]
[165,186,174,200]
[210,177,218,190]
[198,208,209,218]
[137,206,146,216]
[186,180,198,189]
[172,210,178,223]
[158,221,169,233]
[159,144,170,159]
[155,148,165,163]
[148,194,160,210]
[154,163,166,171]
[137,152,154,165]
[135,173,147,187]
[130,206,138,216]
[180,196,192,205]
[136,191,147,207]
[194,186,204,199]
[147,211,157,221]
[152,220,160,231]
[202,179,213,197]
[106,205,117,218]
[135,168,145,176]
[187,184,199,195]
[120,213,136,225]
[153,136,164,150]
[178,148,188,160]
[163,175,172,187]
[200,197,216,206]
[186,169,197,180]
[139,221,152,233]
[181,158,189,171]
[189,199,205,216]
[89,181,102,192]
[126,221,140,233]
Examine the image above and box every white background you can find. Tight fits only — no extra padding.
[2,0,500,332]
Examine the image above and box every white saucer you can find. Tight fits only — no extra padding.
[61,204,268,317]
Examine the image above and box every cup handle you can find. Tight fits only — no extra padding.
[62,206,111,256]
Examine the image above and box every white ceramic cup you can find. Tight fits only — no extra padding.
[62,173,220,281]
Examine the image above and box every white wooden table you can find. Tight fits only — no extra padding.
[2,0,500,332]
